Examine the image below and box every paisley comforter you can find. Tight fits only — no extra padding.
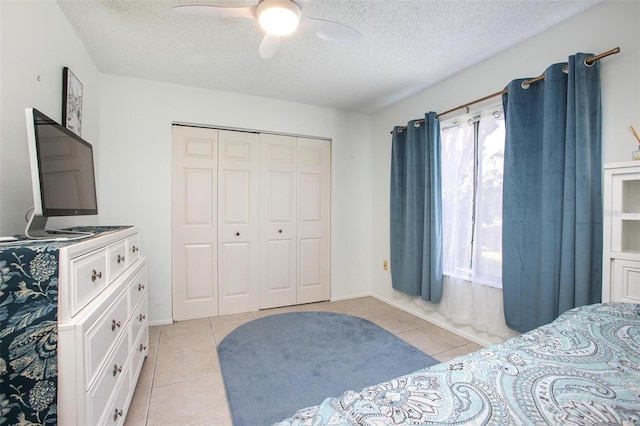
[276,303,640,425]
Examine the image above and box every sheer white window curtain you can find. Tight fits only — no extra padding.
[415,108,516,340]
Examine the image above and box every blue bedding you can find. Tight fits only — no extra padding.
[276,303,640,425]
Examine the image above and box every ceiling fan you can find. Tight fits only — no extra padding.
[172,0,361,59]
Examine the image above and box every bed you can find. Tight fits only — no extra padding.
[275,302,640,425]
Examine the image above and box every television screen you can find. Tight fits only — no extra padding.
[26,108,98,217]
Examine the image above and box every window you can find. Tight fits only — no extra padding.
[441,109,505,288]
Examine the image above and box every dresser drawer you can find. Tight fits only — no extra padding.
[110,373,132,426]
[88,330,130,425]
[612,259,640,303]
[127,234,140,266]
[107,239,128,282]
[128,267,147,314]
[131,326,149,387]
[131,295,148,352]
[84,290,129,386]
[71,249,108,316]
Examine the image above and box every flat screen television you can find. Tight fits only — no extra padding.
[25,108,98,240]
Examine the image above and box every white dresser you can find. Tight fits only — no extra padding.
[56,227,148,425]
[603,162,640,304]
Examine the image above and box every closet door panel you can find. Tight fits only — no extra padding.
[218,130,260,315]
[297,138,331,304]
[220,242,251,296]
[171,126,218,320]
[259,134,297,309]
[299,237,322,289]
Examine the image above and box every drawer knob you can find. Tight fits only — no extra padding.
[113,408,123,421]
[139,343,147,352]
[112,364,122,376]
[117,254,125,264]
[132,245,139,253]
[138,283,145,291]
[111,319,121,331]
[235,232,240,236]
[278,229,283,233]
[91,269,103,282]
[139,313,146,322]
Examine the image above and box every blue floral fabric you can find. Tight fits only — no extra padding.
[0,226,130,425]
[276,303,640,426]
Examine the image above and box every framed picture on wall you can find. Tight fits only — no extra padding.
[62,67,83,136]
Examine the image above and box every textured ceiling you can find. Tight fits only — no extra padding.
[57,0,601,114]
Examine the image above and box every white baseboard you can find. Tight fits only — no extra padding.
[370,294,496,347]
[330,292,372,302]
[149,319,173,327]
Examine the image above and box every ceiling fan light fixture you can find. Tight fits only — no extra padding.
[257,0,301,36]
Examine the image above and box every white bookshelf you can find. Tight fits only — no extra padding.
[603,162,640,303]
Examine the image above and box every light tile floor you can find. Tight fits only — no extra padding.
[124,297,483,426]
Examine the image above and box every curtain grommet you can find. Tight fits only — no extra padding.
[414,121,421,128]
[521,81,530,90]
[584,57,595,67]
[493,111,502,119]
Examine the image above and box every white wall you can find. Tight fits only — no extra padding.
[0,1,101,233]
[370,1,640,339]
[98,76,373,323]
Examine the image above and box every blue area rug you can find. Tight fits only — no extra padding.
[217,311,439,425]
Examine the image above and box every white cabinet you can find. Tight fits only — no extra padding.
[603,162,640,303]
[172,126,331,320]
[57,227,148,425]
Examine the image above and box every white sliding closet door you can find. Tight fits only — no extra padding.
[171,126,219,321]
[217,130,260,315]
[259,134,297,309]
[297,138,331,304]
[172,126,330,319]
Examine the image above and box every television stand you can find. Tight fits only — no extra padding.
[25,214,94,241]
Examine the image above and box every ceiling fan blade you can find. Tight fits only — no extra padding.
[302,16,361,42]
[172,5,256,19]
[259,33,281,59]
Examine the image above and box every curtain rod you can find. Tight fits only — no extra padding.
[391,47,620,134]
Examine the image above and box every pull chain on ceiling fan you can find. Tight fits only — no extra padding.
[173,0,361,59]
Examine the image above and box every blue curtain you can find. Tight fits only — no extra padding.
[502,53,602,332]
[390,112,443,302]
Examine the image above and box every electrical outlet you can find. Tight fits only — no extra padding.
[383,260,388,271]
